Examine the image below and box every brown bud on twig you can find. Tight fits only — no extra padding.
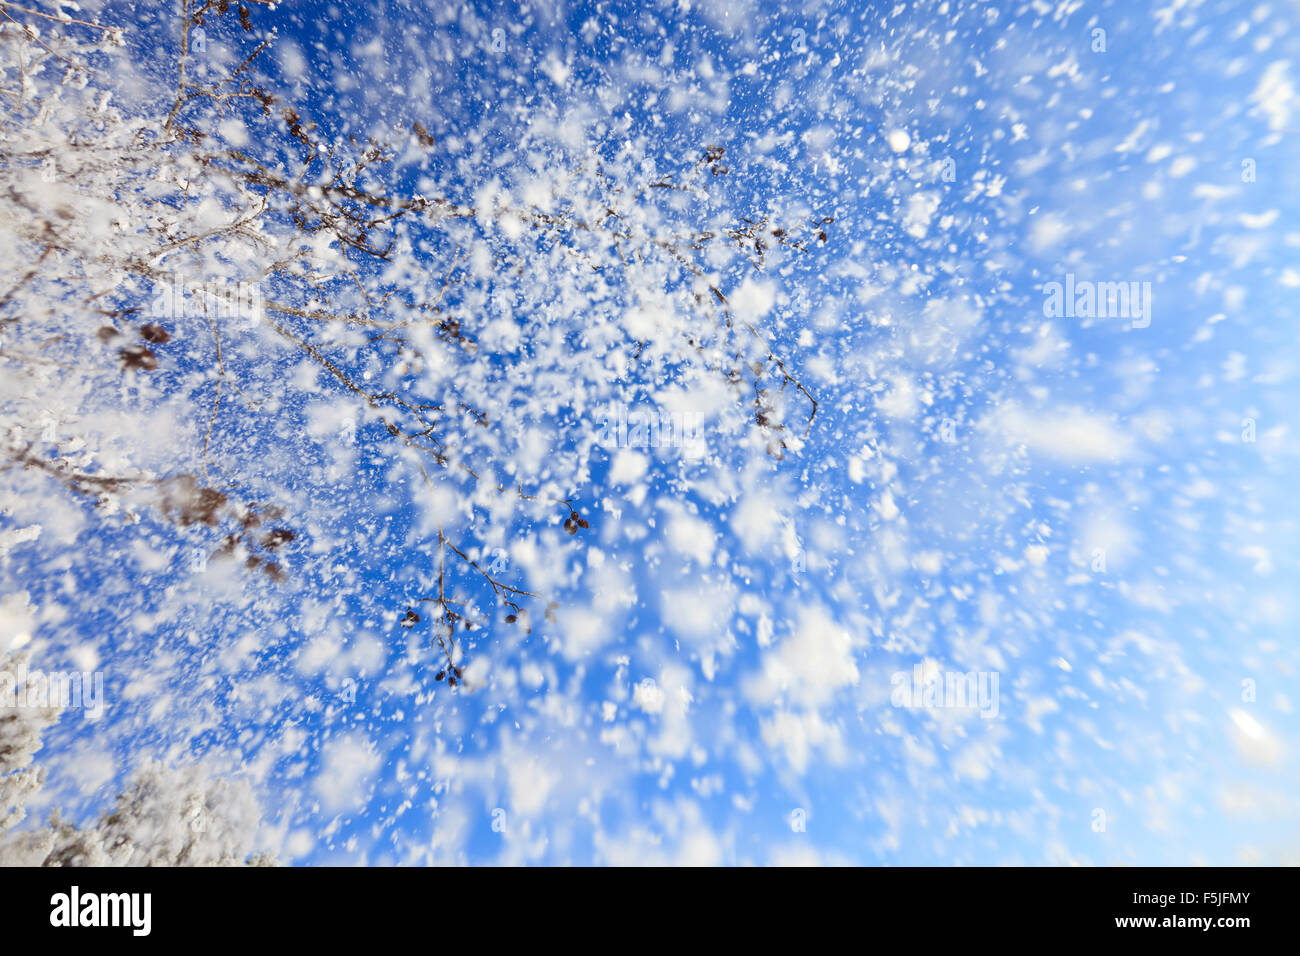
[119,345,158,371]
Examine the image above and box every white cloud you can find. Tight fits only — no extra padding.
[985,404,1136,463]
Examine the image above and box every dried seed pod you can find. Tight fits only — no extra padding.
[119,345,158,371]
[262,528,295,549]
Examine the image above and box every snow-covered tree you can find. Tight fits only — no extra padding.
[1,650,275,865]
[0,0,836,860]
[1,0,824,680]
[0,651,59,838]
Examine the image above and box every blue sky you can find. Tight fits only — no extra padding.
[4,0,1299,865]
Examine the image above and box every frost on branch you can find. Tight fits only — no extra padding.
[0,652,59,838]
